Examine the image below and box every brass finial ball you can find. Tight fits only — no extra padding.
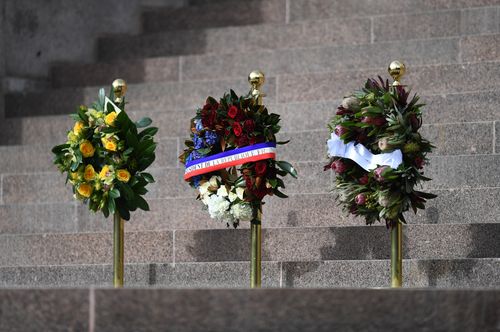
[388,61,406,86]
[248,70,265,88]
[112,78,127,102]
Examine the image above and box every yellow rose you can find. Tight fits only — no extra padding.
[70,172,79,180]
[99,165,111,179]
[84,164,96,181]
[77,183,93,198]
[101,137,117,152]
[79,140,95,158]
[73,121,84,135]
[116,169,131,183]
[105,112,117,126]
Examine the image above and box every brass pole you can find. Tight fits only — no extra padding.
[250,204,262,288]
[390,221,402,287]
[113,211,124,287]
[248,70,265,288]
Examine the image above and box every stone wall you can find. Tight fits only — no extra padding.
[2,0,185,80]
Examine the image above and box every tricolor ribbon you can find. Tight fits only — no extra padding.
[327,133,402,171]
[184,142,277,180]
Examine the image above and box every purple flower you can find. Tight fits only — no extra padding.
[186,150,202,163]
[374,166,388,182]
[204,131,219,146]
[334,125,348,137]
[331,160,347,174]
[193,134,205,149]
[355,193,366,205]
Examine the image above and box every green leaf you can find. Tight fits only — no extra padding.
[135,195,150,211]
[116,199,130,221]
[273,189,288,198]
[276,161,298,178]
[119,183,134,201]
[135,117,152,128]
[141,172,155,183]
[108,197,116,214]
[126,129,139,149]
[139,127,159,139]
[52,144,69,154]
[109,189,121,199]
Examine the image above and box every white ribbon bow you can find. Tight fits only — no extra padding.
[327,133,402,171]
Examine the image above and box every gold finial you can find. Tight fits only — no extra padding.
[112,78,127,103]
[388,61,406,86]
[248,70,266,106]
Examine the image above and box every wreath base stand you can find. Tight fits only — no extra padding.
[111,79,127,288]
[248,71,265,288]
[391,221,402,287]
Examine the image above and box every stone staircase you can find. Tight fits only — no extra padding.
[1,0,500,289]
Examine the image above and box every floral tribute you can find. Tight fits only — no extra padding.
[52,88,158,220]
[325,77,436,227]
[180,90,297,228]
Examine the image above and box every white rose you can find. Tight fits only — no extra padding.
[207,195,230,219]
[230,203,254,221]
[198,182,211,196]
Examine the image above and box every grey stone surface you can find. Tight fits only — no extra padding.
[2,172,73,204]
[181,38,459,81]
[0,264,105,287]
[0,115,72,145]
[142,0,286,32]
[420,122,493,155]
[461,34,500,62]
[282,258,500,288]
[154,138,179,168]
[174,223,500,263]
[425,154,500,189]
[0,203,77,234]
[289,0,500,22]
[277,62,500,103]
[460,6,500,35]
[77,198,211,232]
[0,231,173,266]
[0,144,55,172]
[94,288,500,332]
[51,57,180,88]
[3,0,147,78]
[0,289,89,332]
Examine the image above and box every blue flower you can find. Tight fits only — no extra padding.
[193,134,205,149]
[186,150,202,163]
[204,131,219,146]
[192,175,201,188]
[195,119,203,132]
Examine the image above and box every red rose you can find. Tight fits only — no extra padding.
[249,137,257,145]
[244,120,255,133]
[232,122,243,137]
[255,161,267,176]
[228,105,239,119]
[237,136,249,147]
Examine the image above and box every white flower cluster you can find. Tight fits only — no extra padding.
[199,176,254,227]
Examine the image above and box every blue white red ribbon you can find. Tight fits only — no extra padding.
[327,133,402,171]
[184,142,277,180]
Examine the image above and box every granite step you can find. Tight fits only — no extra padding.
[140,0,500,33]
[2,90,500,146]
[60,32,500,88]
[141,0,286,33]
[0,186,499,236]
[0,223,498,267]
[6,62,500,118]
[1,154,499,205]
[96,7,499,65]
[1,288,499,332]
[1,258,499,288]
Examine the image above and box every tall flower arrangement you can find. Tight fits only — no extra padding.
[324,62,436,287]
[51,79,158,287]
[52,85,158,221]
[180,90,297,228]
